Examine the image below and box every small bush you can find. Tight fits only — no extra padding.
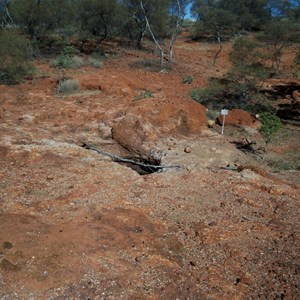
[190,76,273,115]
[0,30,35,85]
[57,79,80,94]
[190,80,224,108]
[259,112,281,143]
[50,55,84,69]
[50,45,84,69]
[88,57,102,68]
[61,45,78,57]
[267,159,294,172]
[134,90,153,100]
[206,109,219,121]
[182,76,193,84]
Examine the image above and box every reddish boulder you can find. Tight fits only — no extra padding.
[216,109,258,127]
[112,97,207,156]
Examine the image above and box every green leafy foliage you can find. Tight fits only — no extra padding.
[50,55,84,69]
[190,35,282,115]
[61,46,79,57]
[50,46,84,69]
[259,112,281,143]
[0,30,34,85]
[230,37,270,79]
[190,77,272,114]
[193,7,237,40]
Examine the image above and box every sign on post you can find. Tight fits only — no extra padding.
[221,109,229,135]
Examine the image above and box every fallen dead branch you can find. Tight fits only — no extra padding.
[81,143,181,171]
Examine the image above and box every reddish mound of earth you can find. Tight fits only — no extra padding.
[217,109,259,127]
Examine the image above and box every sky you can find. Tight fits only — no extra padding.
[185,3,194,19]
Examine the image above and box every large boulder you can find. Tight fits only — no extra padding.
[216,109,259,128]
[112,97,207,157]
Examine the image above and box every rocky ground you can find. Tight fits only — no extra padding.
[0,36,299,299]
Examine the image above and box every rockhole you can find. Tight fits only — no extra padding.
[80,143,163,175]
[116,156,162,175]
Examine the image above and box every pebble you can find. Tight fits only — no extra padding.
[184,147,191,153]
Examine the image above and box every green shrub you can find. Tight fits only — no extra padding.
[230,37,270,79]
[57,79,80,94]
[50,55,84,69]
[0,30,35,85]
[61,45,78,57]
[182,76,193,84]
[134,90,153,100]
[88,57,102,68]
[259,112,281,143]
[190,80,223,108]
[267,159,293,172]
[190,79,260,111]
[50,45,84,69]
[206,109,219,121]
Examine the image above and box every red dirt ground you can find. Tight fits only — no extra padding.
[0,35,299,299]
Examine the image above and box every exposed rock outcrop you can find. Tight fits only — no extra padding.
[260,79,300,124]
[112,97,207,157]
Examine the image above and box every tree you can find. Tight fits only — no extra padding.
[0,30,34,84]
[192,0,271,32]
[260,20,299,70]
[218,0,270,31]
[194,6,237,64]
[119,0,148,49]
[78,0,119,43]
[9,0,72,38]
[139,0,186,67]
[0,0,13,30]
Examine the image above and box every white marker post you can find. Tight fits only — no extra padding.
[221,109,229,135]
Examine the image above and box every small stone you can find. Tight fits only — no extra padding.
[46,175,54,180]
[207,120,215,127]
[184,147,191,153]
[3,241,13,249]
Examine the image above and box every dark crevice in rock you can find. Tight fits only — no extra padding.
[80,142,163,175]
[116,156,162,175]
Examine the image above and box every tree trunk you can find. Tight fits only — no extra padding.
[136,26,146,49]
[140,0,165,68]
[212,27,222,66]
[169,0,184,64]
